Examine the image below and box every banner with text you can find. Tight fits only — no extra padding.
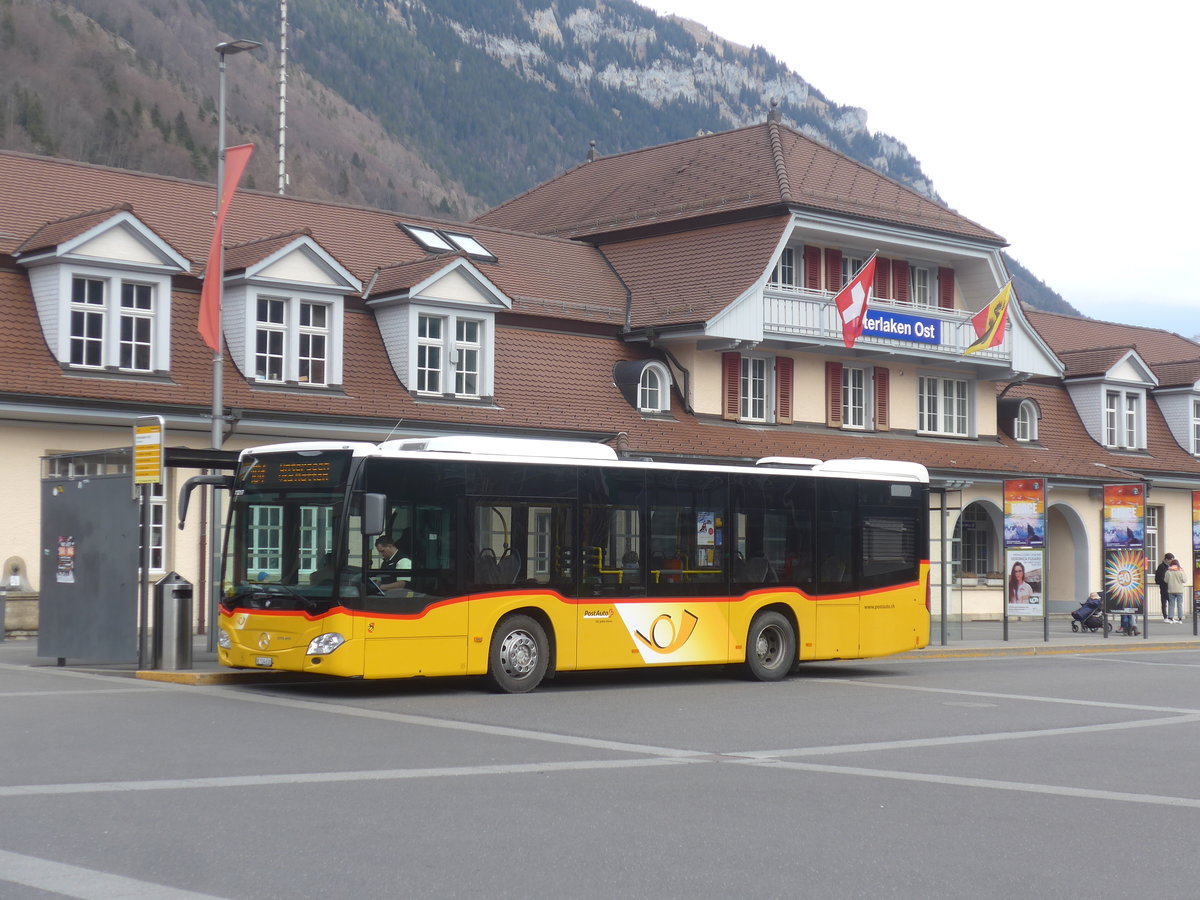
[1004,479,1045,549]
[1103,484,1145,613]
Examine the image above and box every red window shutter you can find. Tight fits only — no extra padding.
[824,248,843,292]
[825,360,843,427]
[776,357,794,425]
[874,367,890,431]
[875,258,892,300]
[803,246,822,291]
[938,267,955,309]
[722,352,741,421]
[893,261,909,303]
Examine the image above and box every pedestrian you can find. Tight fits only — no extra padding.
[1164,558,1188,623]
[1155,553,1175,622]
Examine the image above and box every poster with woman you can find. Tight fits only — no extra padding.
[1005,549,1043,616]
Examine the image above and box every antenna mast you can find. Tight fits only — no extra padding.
[277,0,289,193]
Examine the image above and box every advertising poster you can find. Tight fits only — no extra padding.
[1192,491,1200,606]
[1004,479,1045,548]
[1102,484,1144,549]
[56,535,76,584]
[1104,548,1145,613]
[1005,548,1043,615]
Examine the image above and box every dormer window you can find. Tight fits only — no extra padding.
[17,208,187,376]
[65,271,166,372]
[1015,400,1039,442]
[638,362,672,413]
[1104,389,1144,449]
[1192,399,1200,455]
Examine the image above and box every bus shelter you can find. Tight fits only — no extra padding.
[38,446,236,665]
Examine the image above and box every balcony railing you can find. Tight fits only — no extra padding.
[763,283,1009,361]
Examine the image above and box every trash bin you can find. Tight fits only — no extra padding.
[153,572,193,669]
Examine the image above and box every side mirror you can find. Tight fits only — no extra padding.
[361,492,387,536]
[177,474,234,529]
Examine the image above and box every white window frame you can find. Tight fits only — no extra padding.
[455,318,481,396]
[741,356,770,423]
[638,362,672,413]
[409,306,493,399]
[1104,388,1144,449]
[1015,400,1038,442]
[772,247,795,287]
[843,365,867,429]
[910,266,932,307]
[61,268,170,372]
[918,374,970,436]
[841,253,867,287]
[1192,398,1200,455]
[249,292,336,386]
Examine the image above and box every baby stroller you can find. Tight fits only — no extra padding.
[1071,592,1112,633]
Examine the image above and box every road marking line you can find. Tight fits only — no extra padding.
[197,686,708,758]
[733,713,1200,759]
[824,677,1200,715]
[741,758,1200,809]
[0,757,693,799]
[0,848,229,900]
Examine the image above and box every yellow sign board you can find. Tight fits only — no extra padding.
[133,416,164,485]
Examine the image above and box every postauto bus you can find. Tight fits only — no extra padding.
[188,436,928,692]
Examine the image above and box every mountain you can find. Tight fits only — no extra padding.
[0,0,1076,315]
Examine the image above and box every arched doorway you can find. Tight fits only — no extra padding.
[1047,502,1089,613]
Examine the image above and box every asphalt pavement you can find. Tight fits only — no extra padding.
[6,612,1200,684]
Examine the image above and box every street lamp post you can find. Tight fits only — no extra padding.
[213,39,262,450]
[208,39,261,647]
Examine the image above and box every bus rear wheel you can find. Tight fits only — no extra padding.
[744,611,795,682]
[486,614,549,693]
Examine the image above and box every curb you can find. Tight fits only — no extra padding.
[912,641,1200,660]
[134,669,331,686]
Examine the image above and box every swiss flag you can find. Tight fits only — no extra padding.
[834,254,877,349]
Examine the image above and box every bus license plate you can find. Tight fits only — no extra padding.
[255,656,273,667]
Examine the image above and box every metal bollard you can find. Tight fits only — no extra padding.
[153,572,193,669]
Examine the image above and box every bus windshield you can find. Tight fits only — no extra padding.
[222,449,355,612]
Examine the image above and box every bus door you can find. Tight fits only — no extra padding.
[359,460,466,678]
[815,480,859,658]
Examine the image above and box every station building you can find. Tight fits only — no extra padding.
[3,112,1199,633]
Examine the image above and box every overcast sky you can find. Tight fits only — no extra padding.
[640,0,1200,339]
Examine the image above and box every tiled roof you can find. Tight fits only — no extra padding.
[1026,308,1200,366]
[0,151,627,323]
[15,204,133,256]
[1056,346,1137,378]
[475,122,1003,244]
[221,229,314,274]
[604,215,790,327]
[1150,360,1200,389]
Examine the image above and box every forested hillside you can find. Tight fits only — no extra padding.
[0,0,1077,314]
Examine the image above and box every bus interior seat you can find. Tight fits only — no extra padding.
[476,548,500,584]
[496,550,522,584]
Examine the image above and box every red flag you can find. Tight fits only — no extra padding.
[199,143,254,352]
[833,254,877,349]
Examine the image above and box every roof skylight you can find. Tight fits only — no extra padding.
[398,223,495,261]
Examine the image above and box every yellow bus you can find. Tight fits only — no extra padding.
[195,436,928,691]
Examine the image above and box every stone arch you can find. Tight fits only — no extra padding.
[1048,501,1090,613]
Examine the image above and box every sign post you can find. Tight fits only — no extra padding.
[133,416,164,668]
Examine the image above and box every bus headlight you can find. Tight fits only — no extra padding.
[218,629,231,650]
[307,632,346,655]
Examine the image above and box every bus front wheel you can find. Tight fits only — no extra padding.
[744,611,795,682]
[486,615,549,693]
